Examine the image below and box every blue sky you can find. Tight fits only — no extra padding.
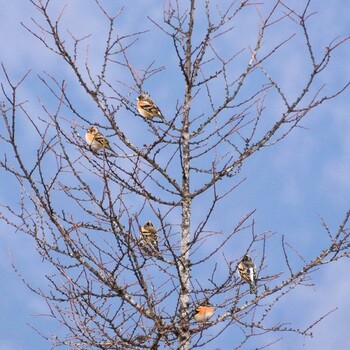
[0,1,349,349]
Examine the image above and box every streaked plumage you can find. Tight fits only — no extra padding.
[192,302,214,323]
[237,255,257,294]
[85,126,113,152]
[139,221,159,254]
[136,92,165,121]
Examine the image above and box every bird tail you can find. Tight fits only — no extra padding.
[159,114,166,123]
[152,113,166,123]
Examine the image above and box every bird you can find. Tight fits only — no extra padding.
[136,92,165,122]
[192,302,215,323]
[85,126,114,153]
[139,221,159,254]
[237,255,257,294]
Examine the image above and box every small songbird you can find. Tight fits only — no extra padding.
[192,302,215,323]
[136,92,165,122]
[139,221,159,254]
[237,255,257,294]
[85,126,113,152]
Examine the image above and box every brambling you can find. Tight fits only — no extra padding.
[237,255,257,294]
[192,302,214,323]
[85,126,113,152]
[136,92,165,122]
[139,221,159,254]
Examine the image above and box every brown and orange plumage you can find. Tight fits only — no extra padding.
[237,255,257,294]
[139,221,159,254]
[192,302,214,323]
[85,126,113,152]
[136,92,165,122]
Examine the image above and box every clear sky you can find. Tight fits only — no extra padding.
[0,1,349,349]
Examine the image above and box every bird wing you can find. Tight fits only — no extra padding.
[94,134,111,149]
[140,228,159,252]
[139,100,163,117]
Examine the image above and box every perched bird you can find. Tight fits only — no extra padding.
[192,302,215,323]
[136,92,165,122]
[237,255,257,294]
[139,221,159,254]
[85,126,113,152]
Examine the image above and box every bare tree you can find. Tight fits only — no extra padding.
[1,0,349,349]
